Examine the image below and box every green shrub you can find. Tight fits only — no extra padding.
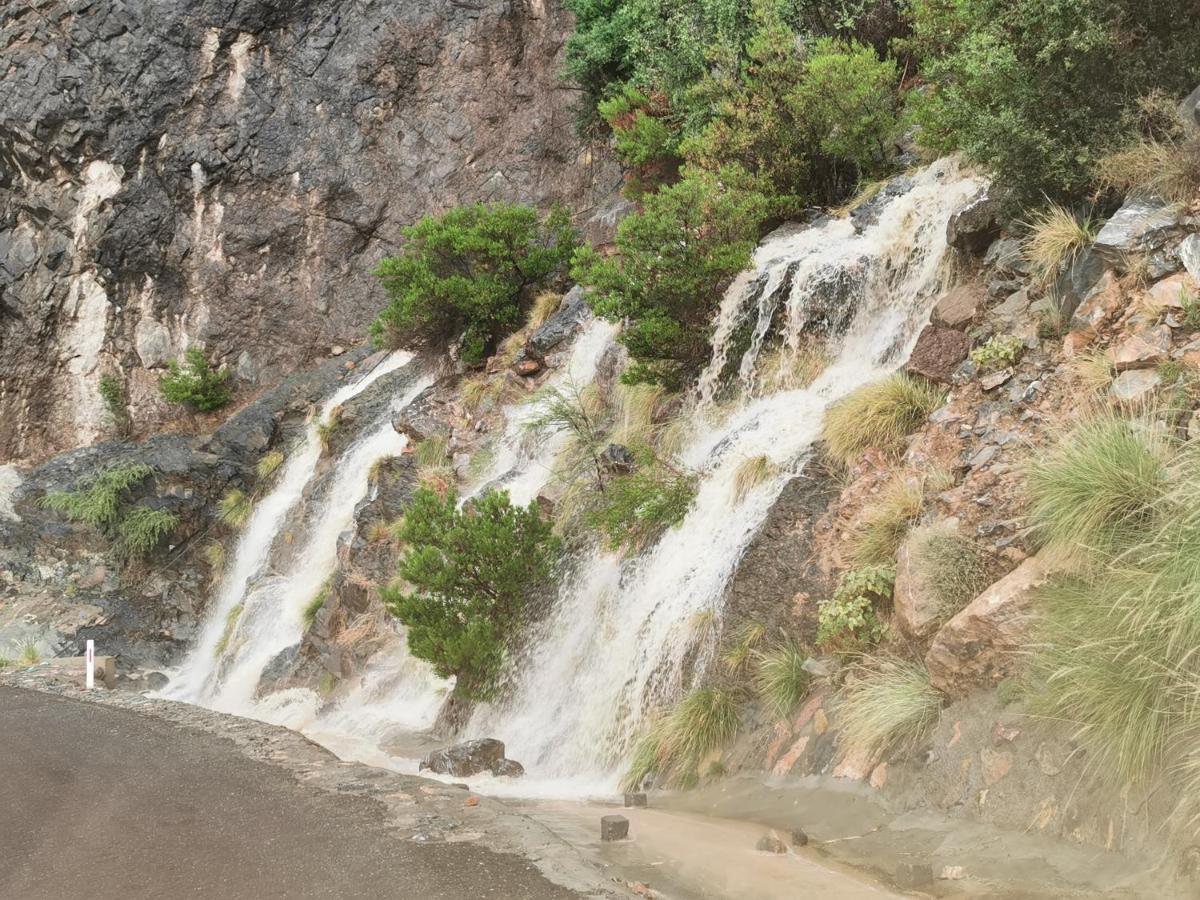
[159,347,232,412]
[822,374,944,467]
[623,685,741,790]
[587,465,697,551]
[837,658,943,755]
[970,334,1025,372]
[905,0,1200,200]
[817,565,894,651]
[113,507,179,560]
[575,165,770,388]
[42,463,152,528]
[754,642,811,718]
[382,488,559,701]
[1027,412,1174,558]
[370,203,577,366]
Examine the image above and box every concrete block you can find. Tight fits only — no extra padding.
[600,815,629,842]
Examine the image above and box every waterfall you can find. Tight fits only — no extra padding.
[462,159,984,794]
[166,351,425,709]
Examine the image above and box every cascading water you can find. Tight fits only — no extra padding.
[462,159,984,794]
[166,351,426,711]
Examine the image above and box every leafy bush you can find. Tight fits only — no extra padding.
[1027,412,1174,558]
[42,463,152,527]
[576,166,770,388]
[754,642,811,717]
[969,334,1025,372]
[837,658,943,755]
[587,465,697,551]
[159,347,232,412]
[599,86,681,196]
[817,565,894,651]
[370,203,577,366]
[1021,204,1097,283]
[849,474,924,566]
[382,488,559,701]
[822,374,944,467]
[623,685,741,790]
[906,0,1200,200]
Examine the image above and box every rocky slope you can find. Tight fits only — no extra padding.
[0,0,621,463]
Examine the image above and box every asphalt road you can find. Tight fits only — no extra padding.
[0,686,580,899]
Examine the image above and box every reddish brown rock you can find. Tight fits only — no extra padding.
[893,527,944,639]
[925,556,1052,698]
[1112,324,1171,371]
[513,358,542,377]
[905,325,971,384]
[1069,271,1123,331]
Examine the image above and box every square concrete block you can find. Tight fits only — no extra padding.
[623,792,647,808]
[600,814,629,842]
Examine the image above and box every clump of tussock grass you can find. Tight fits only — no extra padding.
[754,642,811,718]
[413,435,449,470]
[1026,411,1175,559]
[837,658,943,756]
[1069,349,1117,395]
[1096,137,1200,205]
[849,473,925,567]
[214,605,243,658]
[218,488,252,528]
[19,641,41,667]
[611,382,664,449]
[731,455,777,503]
[41,463,152,527]
[203,540,226,582]
[908,523,992,618]
[1021,203,1098,283]
[255,450,285,482]
[302,578,333,630]
[622,686,740,791]
[526,291,562,330]
[113,506,178,559]
[364,519,395,544]
[822,374,945,468]
[720,620,766,676]
[316,406,342,453]
[756,344,829,395]
[0,656,11,670]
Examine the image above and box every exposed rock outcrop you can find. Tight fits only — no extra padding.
[1,0,619,463]
[420,737,524,778]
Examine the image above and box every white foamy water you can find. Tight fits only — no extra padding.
[166,351,418,705]
[463,159,983,793]
[468,316,618,506]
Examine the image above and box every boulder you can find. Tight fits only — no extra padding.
[756,832,788,854]
[1112,324,1172,371]
[905,325,970,384]
[947,186,1003,253]
[931,283,985,330]
[848,175,916,231]
[1094,198,1183,267]
[925,556,1052,697]
[1110,369,1162,403]
[600,443,637,475]
[624,792,648,808]
[1069,271,1123,332]
[1180,235,1200,283]
[420,738,509,778]
[492,758,525,778]
[513,357,542,377]
[983,237,1027,277]
[1052,247,1107,321]
[527,285,591,358]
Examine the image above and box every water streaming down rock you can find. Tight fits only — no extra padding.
[463,159,985,794]
[166,351,424,709]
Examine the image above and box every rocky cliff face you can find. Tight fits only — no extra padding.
[0,0,618,463]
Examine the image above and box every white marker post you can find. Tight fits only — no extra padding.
[85,639,95,690]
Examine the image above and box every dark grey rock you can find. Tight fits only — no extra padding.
[492,758,525,778]
[1182,83,1200,134]
[1052,246,1107,321]
[526,285,592,358]
[623,792,647,808]
[848,175,916,231]
[420,738,507,778]
[599,443,636,476]
[947,186,1003,253]
[895,861,934,890]
[1094,198,1184,266]
[756,832,788,854]
[600,815,629,842]
[790,828,809,847]
[983,237,1027,277]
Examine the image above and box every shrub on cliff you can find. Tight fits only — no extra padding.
[574,165,770,388]
[159,347,232,413]
[370,203,577,366]
[382,488,559,701]
[905,0,1200,200]
[41,463,178,559]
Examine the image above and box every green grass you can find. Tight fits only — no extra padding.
[1026,411,1174,559]
[0,656,11,670]
[731,455,777,503]
[19,641,41,667]
[622,686,741,791]
[720,620,766,676]
[754,643,811,718]
[317,407,342,453]
[822,375,945,468]
[849,474,925,567]
[1021,203,1097,283]
[413,436,450,470]
[756,345,830,395]
[113,506,179,559]
[218,488,252,528]
[214,605,243,658]
[837,659,943,756]
[204,540,226,584]
[908,523,992,618]
[256,450,285,481]
[41,463,152,527]
[302,579,333,630]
